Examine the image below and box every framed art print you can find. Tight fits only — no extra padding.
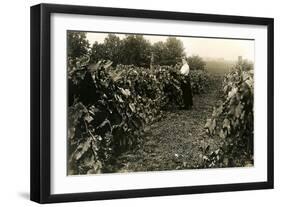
[30,3,274,203]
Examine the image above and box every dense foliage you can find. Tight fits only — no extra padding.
[189,70,210,94]
[67,58,210,174]
[203,62,254,168]
[187,55,206,70]
[67,32,90,70]
[89,33,185,67]
[152,38,185,66]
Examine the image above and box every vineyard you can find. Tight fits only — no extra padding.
[67,56,254,174]
[203,63,254,168]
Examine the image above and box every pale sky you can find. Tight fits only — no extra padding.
[87,32,254,61]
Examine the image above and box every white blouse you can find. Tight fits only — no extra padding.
[180,62,190,76]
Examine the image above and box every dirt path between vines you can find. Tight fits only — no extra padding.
[110,75,223,173]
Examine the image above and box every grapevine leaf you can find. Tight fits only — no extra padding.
[72,138,91,161]
[223,118,231,133]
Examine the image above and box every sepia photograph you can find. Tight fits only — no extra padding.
[67,31,254,175]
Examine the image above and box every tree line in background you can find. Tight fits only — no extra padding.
[67,31,206,70]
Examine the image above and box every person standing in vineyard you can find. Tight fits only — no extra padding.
[180,58,193,109]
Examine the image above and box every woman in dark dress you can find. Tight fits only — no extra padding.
[180,58,193,109]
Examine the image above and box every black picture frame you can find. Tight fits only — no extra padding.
[30,3,274,204]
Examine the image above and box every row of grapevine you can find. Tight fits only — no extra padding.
[203,63,254,168]
[67,59,210,174]
[190,70,210,94]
